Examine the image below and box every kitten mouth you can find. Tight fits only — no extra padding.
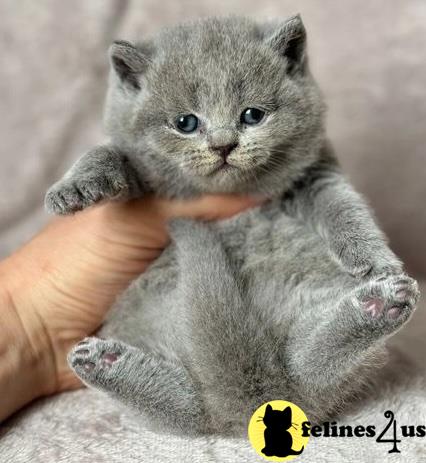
[210,162,236,176]
[218,163,234,171]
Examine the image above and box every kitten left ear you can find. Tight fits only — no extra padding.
[109,40,149,90]
[265,14,307,75]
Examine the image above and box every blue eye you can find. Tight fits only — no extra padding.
[175,114,199,133]
[241,108,265,125]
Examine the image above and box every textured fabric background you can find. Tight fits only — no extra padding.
[0,1,425,462]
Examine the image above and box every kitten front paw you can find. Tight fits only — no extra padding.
[45,172,129,215]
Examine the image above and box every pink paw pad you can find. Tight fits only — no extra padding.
[396,289,408,299]
[363,298,384,318]
[387,306,403,319]
[83,362,95,372]
[101,352,120,367]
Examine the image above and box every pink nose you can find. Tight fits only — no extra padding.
[210,142,238,161]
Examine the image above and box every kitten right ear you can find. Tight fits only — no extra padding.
[109,40,148,90]
[264,14,307,75]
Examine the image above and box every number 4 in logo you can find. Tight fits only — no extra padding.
[376,410,401,453]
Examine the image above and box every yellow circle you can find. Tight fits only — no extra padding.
[248,400,310,461]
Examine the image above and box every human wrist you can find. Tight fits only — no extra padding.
[0,260,57,421]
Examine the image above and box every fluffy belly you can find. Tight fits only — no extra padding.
[101,205,349,353]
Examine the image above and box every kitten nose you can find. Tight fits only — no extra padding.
[208,128,239,161]
[210,142,238,161]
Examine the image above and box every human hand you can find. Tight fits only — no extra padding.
[0,194,261,421]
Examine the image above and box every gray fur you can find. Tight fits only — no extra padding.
[47,15,419,436]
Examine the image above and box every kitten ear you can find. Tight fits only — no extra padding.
[265,14,307,75]
[265,404,273,414]
[109,40,149,90]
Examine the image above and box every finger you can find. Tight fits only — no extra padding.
[157,194,265,221]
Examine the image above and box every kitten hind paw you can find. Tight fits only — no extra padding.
[344,274,419,337]
[68,337,129,387]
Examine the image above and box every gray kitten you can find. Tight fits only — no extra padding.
[45,15,419,436]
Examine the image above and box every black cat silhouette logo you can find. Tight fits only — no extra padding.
[248,400,310,461]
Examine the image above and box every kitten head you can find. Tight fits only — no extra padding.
[263,404,293,430]
[104,15,326,197]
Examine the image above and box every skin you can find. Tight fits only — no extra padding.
[0,194,261,422]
